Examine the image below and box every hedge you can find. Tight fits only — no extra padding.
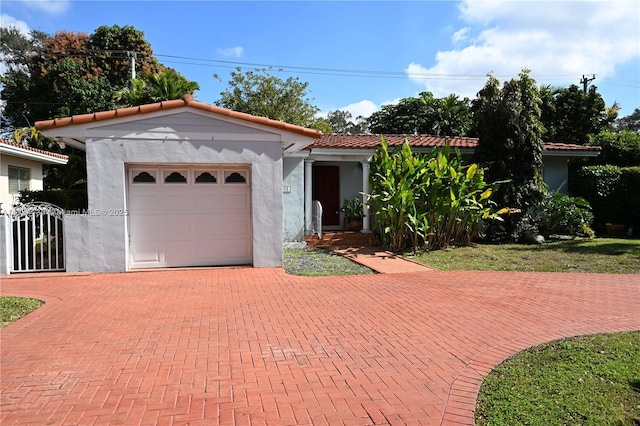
[570,165,640,234]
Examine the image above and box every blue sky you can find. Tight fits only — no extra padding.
[2,0,639,119]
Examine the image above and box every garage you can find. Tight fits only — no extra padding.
[127,165,252,268]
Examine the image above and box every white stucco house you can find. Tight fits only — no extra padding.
[0,95,600,274]
[0,139,69,213]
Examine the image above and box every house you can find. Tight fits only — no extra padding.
[0,139,69,213]
[0,95,600,274]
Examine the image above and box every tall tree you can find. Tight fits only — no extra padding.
[539,84,612,144]
[214,67,320,128]
[615,107,640,133]
[472,70,546,240]
[323,110,367,134]
[367,91,471,136]
[1,25,195,131]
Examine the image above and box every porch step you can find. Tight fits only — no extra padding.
[305,232,377,248]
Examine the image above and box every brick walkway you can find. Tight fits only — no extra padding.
[1,269,639,425]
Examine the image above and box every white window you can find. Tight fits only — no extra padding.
[8,166,30,194]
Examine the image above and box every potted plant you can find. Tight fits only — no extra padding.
[339,198,364,231]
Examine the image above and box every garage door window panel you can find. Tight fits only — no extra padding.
[164,170,188,184]
[224,170,248,184]
[195,171,218,184]
[132,170,157,184]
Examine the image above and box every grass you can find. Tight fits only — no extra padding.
[283,248,374,276]
[408,238,640,274]
[475,331,640,426]
[1,296,44,328]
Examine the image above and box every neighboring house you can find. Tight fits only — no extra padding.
[0,95,599,274]
[0,139,69,213]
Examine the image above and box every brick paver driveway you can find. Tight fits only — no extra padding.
[1,269,639,425]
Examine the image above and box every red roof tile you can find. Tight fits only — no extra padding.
[35,94,322,139]
[312,134,600,152]
[0,139,69,161]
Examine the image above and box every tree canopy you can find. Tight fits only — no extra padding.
[322,110,368,134]
[1,25,197,131]
[539,84,613,144]
[472,70,546,240]
[366,92,471,136]
[214,67,324,130]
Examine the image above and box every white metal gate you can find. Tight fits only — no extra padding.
[10,202,65,273]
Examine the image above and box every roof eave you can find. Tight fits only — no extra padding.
[0,144,69,165]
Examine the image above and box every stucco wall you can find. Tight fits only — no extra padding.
[0,215,10,275]
[282,157,305,242]
[543,157,570,194]
[64,214,90,273]
[82,137,283,272]
[0,154,44,212]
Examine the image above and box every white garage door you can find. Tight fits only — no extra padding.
[127,166,252,268]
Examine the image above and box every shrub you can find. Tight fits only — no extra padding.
[570,165,639,234]
[368,137,505,251]
[587,130,640,167]
[529,192,594,238]
[18,188,88,211]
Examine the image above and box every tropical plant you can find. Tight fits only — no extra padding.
[368,137,506,252]
[472,70,546,241]
[528,192,595,238]
[115,69,200,106]
[339,198,364,219]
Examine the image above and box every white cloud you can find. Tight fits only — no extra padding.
[451,27,470,44]
[19,0,70,14]
[0,14,30,33]
[408,0,640,99]
[217,46,244,58]
[340,100,379,119]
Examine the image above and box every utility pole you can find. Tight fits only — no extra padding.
[128,51,137,80]
[580,74,595,92]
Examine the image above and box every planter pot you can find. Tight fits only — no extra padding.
[344,218,363,231]
[605,223,627,238]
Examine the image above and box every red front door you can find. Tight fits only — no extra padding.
[312,166,340,226]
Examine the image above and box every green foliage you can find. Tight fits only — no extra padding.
[339,198,364,219]
[323,110,368,134]
[115,69,200,106]
[472,70,546,241]
[368,137,504,252]
[587,130,640,166]
[539,84,612,144]
[214,67,320,128]
[476,332,640,426]
[529,192,594,238]
[615,107,640,133]
[18,188,88,211]
[571,165,623,227]
[367,91,471,136]
[1,24,190,130]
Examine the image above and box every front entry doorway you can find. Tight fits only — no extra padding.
[312,165,340,226]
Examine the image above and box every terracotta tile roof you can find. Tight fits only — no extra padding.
[543,142,601,152]
[0,139,69,161]
[312,134,601,152]
[35,94,322,139]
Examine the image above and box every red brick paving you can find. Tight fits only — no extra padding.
[1,269,639,425]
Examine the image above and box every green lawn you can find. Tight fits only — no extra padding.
[475,331,640,425]
[1,296,43,328]
[283,247,374,276]
[408,238,640,274]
